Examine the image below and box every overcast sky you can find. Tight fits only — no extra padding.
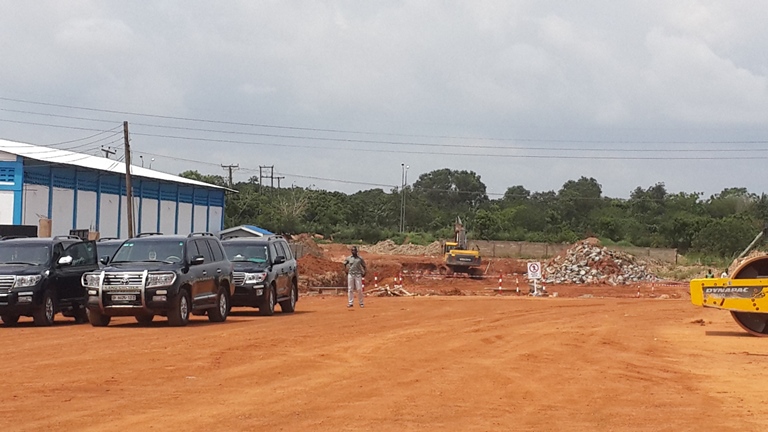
[2,1,768,199]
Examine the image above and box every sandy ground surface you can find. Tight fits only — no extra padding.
[2,295,767,432]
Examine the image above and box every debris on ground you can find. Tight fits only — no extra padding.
[359,240,442,256]
[544,241,658,285]
[366,284,414,297]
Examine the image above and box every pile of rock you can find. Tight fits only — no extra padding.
[544,241,657,285]
[361,240,442,256]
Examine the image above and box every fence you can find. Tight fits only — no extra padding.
[467,240,678,263]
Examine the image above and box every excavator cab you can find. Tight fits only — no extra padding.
[441,217,482,275]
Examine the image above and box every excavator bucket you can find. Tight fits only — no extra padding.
[690,255,768,337]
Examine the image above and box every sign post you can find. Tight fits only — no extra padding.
[527,262,542,295]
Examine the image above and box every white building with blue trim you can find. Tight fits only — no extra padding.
[0,139,230,238]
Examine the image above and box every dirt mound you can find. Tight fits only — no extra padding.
[360,240,442,256]
[290,234,324,257]
[544,240,657,285]
[297,255,345,289]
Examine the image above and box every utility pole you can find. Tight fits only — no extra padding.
[101,146,116,159]
[400,163,409,232]
[275,176,285,189]
[259,165,275,192]
[123,121,135,238]
[221,164,239,188]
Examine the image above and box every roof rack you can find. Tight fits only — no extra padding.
[188,232,215,238]
[53,235,83,240]
[97,237,120,241]
[137,232,164,237]
[1,235,28,240]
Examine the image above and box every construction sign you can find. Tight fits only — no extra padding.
[527,262,542,280]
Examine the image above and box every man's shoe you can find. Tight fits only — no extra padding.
[347,303,353,308]
[359,304,364,308]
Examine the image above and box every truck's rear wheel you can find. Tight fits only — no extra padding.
[135,314,154,324]
[87,308,111,327]
[208,286,229,322]
[1,314,19,326]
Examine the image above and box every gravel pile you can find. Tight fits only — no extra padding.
[360,240,442,256]
[544,241,657,285]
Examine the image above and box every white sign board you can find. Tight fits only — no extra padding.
[527,262,542,280]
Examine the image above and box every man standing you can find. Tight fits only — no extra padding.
[344,246,367,308]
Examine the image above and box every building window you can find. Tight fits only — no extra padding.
[0,167,14,184]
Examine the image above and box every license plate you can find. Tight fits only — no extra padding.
[112,294,137,301]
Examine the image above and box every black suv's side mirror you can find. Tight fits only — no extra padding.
[100,256,110,265]
[190,255,205,266]
[57,256,73,267]
[273,255,286,265]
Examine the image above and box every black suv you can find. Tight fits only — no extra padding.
[221,236,298,316]
[0,236,99,326]
[82,232,234,327]
[96,238,124,264]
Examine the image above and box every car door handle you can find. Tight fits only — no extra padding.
[216,269,222,273]
[202,271,208,276]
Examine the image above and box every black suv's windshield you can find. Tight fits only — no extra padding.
[223,243,268,263]
[98,243,122,259]
[0,243,50,265]
[112,239,184,264]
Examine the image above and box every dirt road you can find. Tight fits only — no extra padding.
[2,296,766,431]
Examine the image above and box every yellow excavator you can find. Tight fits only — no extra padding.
[442,217,482,276]
[690,226,768,336]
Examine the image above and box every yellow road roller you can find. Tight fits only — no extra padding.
[690,255,768,336]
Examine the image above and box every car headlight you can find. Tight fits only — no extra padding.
[14,275,41,288]
[244,272,267,284]
[82,273,101,288]
[146,272,176,288]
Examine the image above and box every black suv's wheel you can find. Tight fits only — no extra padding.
[1,314,19,326]
[135,314,154,324]
[87,308,111,327]
[259,285,276,316]
[279,282,297,314]
[208,286,229,323]
[168,289,191,327]
[33,290,55,326]
[73,308,88,324]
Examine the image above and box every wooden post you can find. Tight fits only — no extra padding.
[123,121,135,238]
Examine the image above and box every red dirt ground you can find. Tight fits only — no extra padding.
[2,296,766,431]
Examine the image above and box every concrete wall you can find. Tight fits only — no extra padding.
[468,240,678,263]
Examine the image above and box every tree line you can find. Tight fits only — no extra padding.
[180,168,768,258]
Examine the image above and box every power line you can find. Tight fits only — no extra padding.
[6,105,768,151]
[4,95,768,146]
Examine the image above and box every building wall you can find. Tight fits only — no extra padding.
[22,161,226,238]
[159,200,176,234]
[99,193,120,238]
[0,153,24,225]
[76,191,97,230]
[0,191,14,224]
[51,187,74,235]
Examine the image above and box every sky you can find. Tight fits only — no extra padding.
[2,1,768,200]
